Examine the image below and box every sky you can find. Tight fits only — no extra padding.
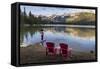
[20,5,95,16]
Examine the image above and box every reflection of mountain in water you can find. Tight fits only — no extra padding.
[21,30,95,52]
[66,28,95,38]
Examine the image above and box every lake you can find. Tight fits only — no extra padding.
[20,25,95,52]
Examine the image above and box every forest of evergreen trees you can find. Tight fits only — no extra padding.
[20,10,47,27]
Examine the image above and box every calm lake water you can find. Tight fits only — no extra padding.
[20,26,95,52]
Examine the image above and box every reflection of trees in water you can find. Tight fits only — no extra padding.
[20,26,42,43]
[66,28,95,38]
[20,26,95,43]
[54,26,66,32]
[20,26,66,42]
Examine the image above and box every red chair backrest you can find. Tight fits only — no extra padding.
[46,42,55,53]
[60,43,68,54]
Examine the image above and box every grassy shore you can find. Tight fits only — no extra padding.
[20,44,95,64]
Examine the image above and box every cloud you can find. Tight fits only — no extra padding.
[20,5,95,16]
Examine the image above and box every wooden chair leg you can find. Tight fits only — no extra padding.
[68,48,72,57]
[46,48,48,56]
[46,52,47,56]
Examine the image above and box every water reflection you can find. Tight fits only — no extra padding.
[66,28,95,38]
[20,26,95,52]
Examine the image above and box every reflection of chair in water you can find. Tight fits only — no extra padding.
[59,43,72,59]
[46,42,56,56]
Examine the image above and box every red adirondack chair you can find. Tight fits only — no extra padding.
[60,43,72,58]
[46,42,56,56]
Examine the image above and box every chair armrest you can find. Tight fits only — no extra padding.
[68,48,72,51]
